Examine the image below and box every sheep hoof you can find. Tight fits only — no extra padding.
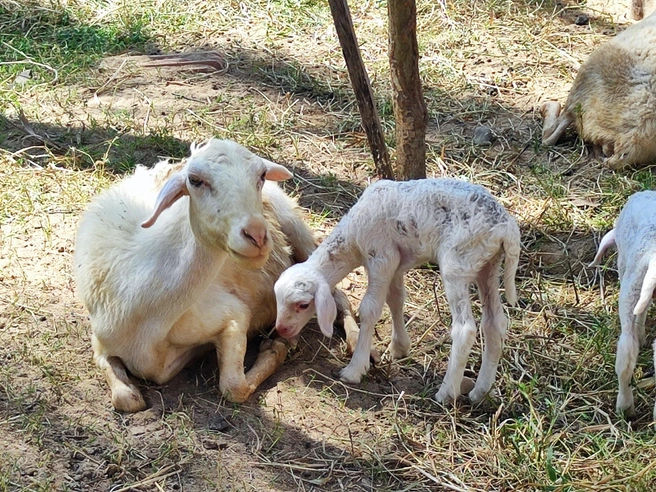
[370,347,382,365]
[259,339,274,352]
[605,153,627,170]
[112,387,147,413]
[220,379,252,403]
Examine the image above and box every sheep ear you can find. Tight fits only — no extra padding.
[262,159,293,181]
[315,282,336,337]
[141,172,188,228]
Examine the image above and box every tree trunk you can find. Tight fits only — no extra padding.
[327,0,394,179]
[388,0,428,180]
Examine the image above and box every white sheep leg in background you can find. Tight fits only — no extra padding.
[387,270,411,360]
[615,281,642,416]
[340,256,399,384]
[435,276,477,404]
[469,254,507,403]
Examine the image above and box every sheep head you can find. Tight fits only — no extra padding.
[141,138,292,269]
[274,265,336,339]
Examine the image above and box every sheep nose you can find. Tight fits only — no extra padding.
[242,223,268,249]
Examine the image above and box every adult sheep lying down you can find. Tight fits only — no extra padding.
[74,138,356,412]
[541,10,656,169]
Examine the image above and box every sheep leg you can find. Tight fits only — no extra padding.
[340,257,398,384]
[435,277,477,405]
[244,339,288,390]
[216,321,252,403]
[387,270,411,360]
[615,281,642,416]
[469,257,507,403]
[99,355,147,413]
[540,101,561,142]
[334,289,381,364]
[541,101,574,147]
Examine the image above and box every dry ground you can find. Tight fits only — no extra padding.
[2,0,656,490]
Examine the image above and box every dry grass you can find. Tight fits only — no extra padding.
[2,0,656,490]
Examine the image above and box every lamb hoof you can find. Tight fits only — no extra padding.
[616,394,636,418]
[468,387,490,404]
[339,365,365,384]
[434,385,455,405]
[434,377,476,405]
[389,341,410,360]
[112,387,147,413]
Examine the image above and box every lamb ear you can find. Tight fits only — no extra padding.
[315,281,336,338]
[141,172,188,228]
[262,158,293,181]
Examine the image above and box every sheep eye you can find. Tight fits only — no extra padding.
[188,175,203,188]
[298,302,310,310]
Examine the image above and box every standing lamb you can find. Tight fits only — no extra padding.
[75,138,357,412]
[541,10,656,169]
[274,179,520,404]
[589,190,656,420]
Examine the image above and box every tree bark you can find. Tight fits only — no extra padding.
[327,0,394,179]
[388,0,428,180]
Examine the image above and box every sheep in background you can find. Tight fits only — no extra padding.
[631,0,655,20]
[541,10,656,169]
[74,138,360,412]
[590,191,656,420]
[274,178,520,404]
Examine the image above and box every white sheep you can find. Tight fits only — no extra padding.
[541,10,656,169]
[274,178,521,404]
[74,138,334,412]
[590,190,656,420]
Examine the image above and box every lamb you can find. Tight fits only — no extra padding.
[274,178,521,404]
[74,138,360,412]
[589,190,656,420]
[541,10,656,169]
